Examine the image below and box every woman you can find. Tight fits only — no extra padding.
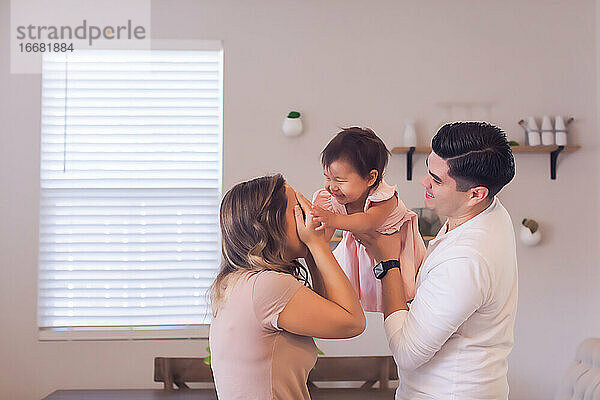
[209,174,366,399]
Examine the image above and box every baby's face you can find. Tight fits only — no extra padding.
[323,160,372,205]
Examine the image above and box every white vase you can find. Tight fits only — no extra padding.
[555,116,568,146]
[541,115,554,145]
[282,117,303,137]
[403,120,417,147]
[526,116,541,146]
[519,225,541,246]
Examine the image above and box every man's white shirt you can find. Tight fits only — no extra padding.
[384,198,518,400]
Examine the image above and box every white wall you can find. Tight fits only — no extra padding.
[1,1,598,399]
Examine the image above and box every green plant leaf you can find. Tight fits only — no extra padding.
[287,111,301,118]
[202,345,212,365]
[522,218,538,233]
[508,140,519,146]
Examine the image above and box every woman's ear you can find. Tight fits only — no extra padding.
[367,170,378,187]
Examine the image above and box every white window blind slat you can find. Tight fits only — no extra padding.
[38,49,222,331]
[42,89,221,98]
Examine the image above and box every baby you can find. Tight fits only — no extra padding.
[311,127,426,312]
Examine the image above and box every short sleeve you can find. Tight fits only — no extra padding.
[365,181,398,210]
[312,188,334,211]
[312,188,346,214]
[251,271,303,331]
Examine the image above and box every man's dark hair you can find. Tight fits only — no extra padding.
[432,122,515,198]
[321,127,390,188]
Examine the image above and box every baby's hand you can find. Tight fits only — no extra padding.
[311,205,336,231]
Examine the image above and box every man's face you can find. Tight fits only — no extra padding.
[420,152,472,218]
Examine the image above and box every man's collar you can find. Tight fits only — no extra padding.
[436,197,498,240]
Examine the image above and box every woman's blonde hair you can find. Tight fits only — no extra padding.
[209,174,307,315]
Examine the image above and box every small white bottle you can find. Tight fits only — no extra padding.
[526,116,541,146]
[555,116,568,146]
[541,115,554,145]
[403,120,417,147]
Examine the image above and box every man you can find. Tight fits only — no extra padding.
[359,121,518,399]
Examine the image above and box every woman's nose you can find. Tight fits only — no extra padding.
[420,175,430,188]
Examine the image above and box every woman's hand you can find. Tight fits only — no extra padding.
[294,192,327,247]
[279,193,366,338]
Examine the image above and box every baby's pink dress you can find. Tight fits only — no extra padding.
[313,181,426,312]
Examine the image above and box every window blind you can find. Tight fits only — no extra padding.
[38,49,223,330]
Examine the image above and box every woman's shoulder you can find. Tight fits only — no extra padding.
[251,270,303,293]
[250,270,305,330]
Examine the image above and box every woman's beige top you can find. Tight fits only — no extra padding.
[210,270,317,400]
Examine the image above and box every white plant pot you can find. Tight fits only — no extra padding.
[282,117,303,137]
[519,225,541,246]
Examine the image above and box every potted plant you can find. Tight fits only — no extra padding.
[520,218,541,246]
[282,111,303,137]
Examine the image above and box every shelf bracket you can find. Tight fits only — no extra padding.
[550,146,564,180]
[406,147,416,181]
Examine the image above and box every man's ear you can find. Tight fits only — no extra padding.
[467,186,489,207]
[367,170,379,187]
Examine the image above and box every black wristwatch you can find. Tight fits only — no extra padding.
[373,260,401,279]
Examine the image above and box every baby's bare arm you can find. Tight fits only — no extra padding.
[333,197,397,233]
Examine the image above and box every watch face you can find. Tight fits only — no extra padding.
[373,263,384,278]
[374,260,400,279]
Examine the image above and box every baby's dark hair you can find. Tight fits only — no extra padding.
[321,127,390,188]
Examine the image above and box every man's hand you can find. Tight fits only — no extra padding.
[355,229,408,317]
[354,230,404,262]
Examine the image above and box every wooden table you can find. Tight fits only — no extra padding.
[43,388,395,399]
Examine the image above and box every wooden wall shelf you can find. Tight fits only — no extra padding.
[391,145,581,180]
[391,147,433,154]
[510,145,581,154]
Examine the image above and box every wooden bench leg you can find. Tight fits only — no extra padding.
[162,358,174,391]
[379,359,389,390]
